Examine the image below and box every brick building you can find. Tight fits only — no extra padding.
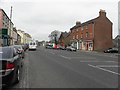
[0,9,14,46]
[58,31,69,46]
[70,10,113,51]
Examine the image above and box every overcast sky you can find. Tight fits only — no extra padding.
[0,0,119,41]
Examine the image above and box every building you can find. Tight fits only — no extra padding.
[17,29,32,44]
[0,9,14,46]
[17,33,21,45]
[113,35,120,48]
[12,27,18,45]
[70,10,113,51]
[24,33,32,44]
[17,30,25,44]
[58,31,70,47]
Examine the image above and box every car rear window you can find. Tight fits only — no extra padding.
[0,47,13,59]
[30,43,32,45]
[33,43,35,45]
[30,42,36,45]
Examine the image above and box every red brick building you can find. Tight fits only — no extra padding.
[70,10,113,51]
[58,31,70,47]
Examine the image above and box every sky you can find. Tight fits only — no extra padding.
[0,0,119,41]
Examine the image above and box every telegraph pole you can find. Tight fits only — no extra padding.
[9,6,12,45]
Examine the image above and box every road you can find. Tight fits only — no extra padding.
[5,46,119,89]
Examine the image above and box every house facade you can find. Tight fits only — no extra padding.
[58,32,69,47]
[13,27,18,45]
[70,10,113,51]
[0,9,14,46]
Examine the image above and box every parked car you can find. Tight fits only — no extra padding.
[45,44,53,49]
[14,45,25,58]
[22,44,28,51]
[58,46,66,50]
[104,48,118,53]
[0,46,23,86]
[66,46,77,51]
[29,42,37,50]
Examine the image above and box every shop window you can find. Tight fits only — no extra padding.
[89,43,93,47]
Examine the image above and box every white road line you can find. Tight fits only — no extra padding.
[97,65,120,67]
[80,60,117,63]
[49,52,55,55]
[88,64,120,76]
[72,57,96,59]
[60,55,71,60]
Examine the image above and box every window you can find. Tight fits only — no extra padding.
[76,35,78,39]
[73,36,75,39]
[76,29,78,32]
[81,33,83,39]
[86,32,88,38]
[81,27,84,30]
[89,43,93,47]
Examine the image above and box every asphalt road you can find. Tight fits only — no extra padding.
[5,46,119,89]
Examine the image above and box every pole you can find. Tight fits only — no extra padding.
[9,6,12,45]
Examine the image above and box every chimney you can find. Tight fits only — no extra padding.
[76,21,81,26]
[99,9,106,17]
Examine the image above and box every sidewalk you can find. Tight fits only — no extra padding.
[77,49,119,57]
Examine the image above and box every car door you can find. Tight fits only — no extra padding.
[13,48,21,68]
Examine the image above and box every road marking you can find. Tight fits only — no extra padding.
[80,60,117,63]
[72,57,96,59]
[97,65,120,67]
[88,64,120,76]
[49,52,55,55]
[60,55,71,60]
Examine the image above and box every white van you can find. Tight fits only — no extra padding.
[29,42,37,50]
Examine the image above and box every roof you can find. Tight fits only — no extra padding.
[70,17,98,30]
[114,35,120,40]
[60,32,69,38]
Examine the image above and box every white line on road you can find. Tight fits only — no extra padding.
[72,57,96,59]
[80,60,117,63]
[97,65,120,67]
[88,64,120,76]
[60,55,71,60]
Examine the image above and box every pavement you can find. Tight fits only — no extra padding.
[5,46,119,89]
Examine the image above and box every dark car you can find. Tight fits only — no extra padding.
[0,46,23,86]
[14,45,25,58]
[104,48,118,53]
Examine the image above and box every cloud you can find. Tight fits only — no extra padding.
[0,0,119,40]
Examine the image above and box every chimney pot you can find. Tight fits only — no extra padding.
[99,9,106,17]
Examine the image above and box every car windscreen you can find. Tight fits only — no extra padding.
[0,47,13,59]
[30,43,32,45]
[33,43,36,45]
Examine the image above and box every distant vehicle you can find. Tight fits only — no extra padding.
[104,48,118,53]
[14,45,25,58]
[66,46,76,51]
[0,46,23,86]
[29,42,37,50]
